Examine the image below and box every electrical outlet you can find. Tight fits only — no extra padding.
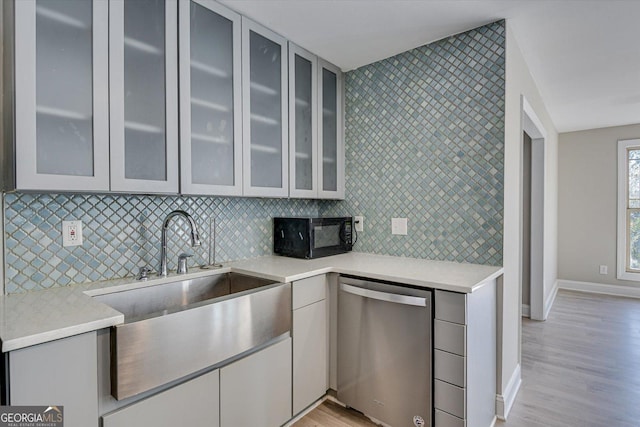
[354,216,364,232]
[62,220,83,247]
[599,265,608,275]
[391,218,408,235]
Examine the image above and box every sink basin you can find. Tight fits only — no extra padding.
[94,272,277,322]
[95,272,291,400]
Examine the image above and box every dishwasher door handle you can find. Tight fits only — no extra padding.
[340,283,427,307]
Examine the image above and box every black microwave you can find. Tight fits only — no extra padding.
[273,217,353,259]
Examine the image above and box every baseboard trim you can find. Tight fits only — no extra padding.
[543,280,559,319]
[496,364,521,420]
[522,304,530,318]
[557,279,640,299]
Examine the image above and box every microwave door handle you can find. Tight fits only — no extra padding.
[339,283,427,307]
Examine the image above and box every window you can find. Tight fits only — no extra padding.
[617,139,640,280]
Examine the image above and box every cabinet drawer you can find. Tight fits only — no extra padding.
[434,349,466,388]
[434,379,466,419]
[434,320,466,356]
[435,409,466,427]
[293,275,326,309]
[435,290,466,324]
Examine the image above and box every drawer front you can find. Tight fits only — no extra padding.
[435,290,466,324]
[434,349,466,388]
[434,379,466,419]
[293,275,326,309]
[434,320,466,356]
[435,409,466,427]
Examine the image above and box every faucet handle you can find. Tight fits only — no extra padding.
[137,266,155,281]
[177,253,193,274]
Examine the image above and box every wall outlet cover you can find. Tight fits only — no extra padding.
[354,216,364,232]
[391,217,408,235]
[62,220,83,247]
[599,265,608,275]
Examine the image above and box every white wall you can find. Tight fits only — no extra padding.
[500,23,559,418]
[558,123,640,288]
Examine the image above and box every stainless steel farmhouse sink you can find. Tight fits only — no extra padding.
[94,273,291,400]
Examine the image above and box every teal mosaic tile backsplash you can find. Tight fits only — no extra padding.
[4,193,319,293]
[3,22,505,293]
[322,22,505,266]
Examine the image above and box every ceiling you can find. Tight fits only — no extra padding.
[219,0,640,133]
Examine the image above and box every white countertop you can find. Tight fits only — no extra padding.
[0,253,502,352]
[227,253,502,293]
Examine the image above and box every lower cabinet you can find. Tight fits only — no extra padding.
[8,332,99,427]
[292,275,328,415]
[102,370,219,427]
[100,337,291,427]
[220,337,292,427]
[433,282,497,427]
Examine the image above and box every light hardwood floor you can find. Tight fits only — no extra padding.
[292,400,378,427]
[297,290,640,427]
[498,289,640,427]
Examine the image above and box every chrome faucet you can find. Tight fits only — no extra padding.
[160,210,201,276]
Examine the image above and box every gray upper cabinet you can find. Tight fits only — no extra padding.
[8,0,343,199]
[318,60,345,200]
[288,43,318,199]
[14,0,110,192]
[179,0,242,196]
[109,0,179,194]
[289,46,344,200]
[241,17,289,198]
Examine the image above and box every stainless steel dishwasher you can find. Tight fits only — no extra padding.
[337,276,432,427]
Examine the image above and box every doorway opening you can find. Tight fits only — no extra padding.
[521,98,546,321]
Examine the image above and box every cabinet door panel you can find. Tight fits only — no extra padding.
[318,60,344,199]
[242,18,288,197]
[220,338,292,427]
[109,0,178,193]
[9,332,98,427]
[180,0,242,195]
[15,0,109,191]
[102,370,219,427]
[293,300,328,414]
[289,43,318,198]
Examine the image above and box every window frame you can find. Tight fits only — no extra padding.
[617,138,640,281]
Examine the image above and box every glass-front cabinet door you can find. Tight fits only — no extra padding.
[109,0,178,193]
[241,18,288,198]
[288,43,318,199]
[318,60,345,200]
[179,0,242,196]
[14,0,109,191]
